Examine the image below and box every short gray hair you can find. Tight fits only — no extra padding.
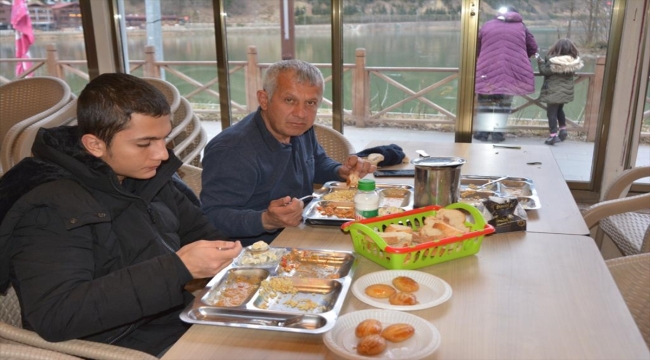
[262,59,324,100]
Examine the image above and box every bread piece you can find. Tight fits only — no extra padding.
[388,291,418,306]
[381,323,415,343]
[357,334,387,355]
[436,208,469,232]
[385,224,413,234]
[365,284,397,299]
[418,223,443,237]
[392,276,419,292]
[355,319,383,338]
[433,222,465,237]
[378,231,413,246]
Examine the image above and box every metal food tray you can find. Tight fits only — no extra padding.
[459,175,541,210]
[180,247,357,334]
[303,181,414,225]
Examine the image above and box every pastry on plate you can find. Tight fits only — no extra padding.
[364,284,397,299]
[388,291,418,306]
[381,323,415,342]
[355,319,383,338]
[392,276,419,293]
[356,334,387,355]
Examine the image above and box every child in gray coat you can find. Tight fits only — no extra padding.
[537,38,584,145]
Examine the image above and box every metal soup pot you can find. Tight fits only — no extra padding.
[411,156,466,207]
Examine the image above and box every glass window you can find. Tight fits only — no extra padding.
[472,2,614,183]
[0,1,88,94]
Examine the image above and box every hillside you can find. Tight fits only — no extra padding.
[123,0,588,24]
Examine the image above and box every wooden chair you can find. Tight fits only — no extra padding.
[0,286,156,360]
[142,77,181,114]
[0,77,74,174]
[605,253,650,348]
[313,123,355,164]
[582,166,650,259]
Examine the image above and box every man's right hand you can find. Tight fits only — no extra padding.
[177,240,242,279]
[261,196,304,231]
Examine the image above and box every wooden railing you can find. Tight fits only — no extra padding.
[3,44,642,140]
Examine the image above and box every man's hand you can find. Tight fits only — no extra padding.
[338,155,377,181]
[177,240,242,279]
[261,196,304,231]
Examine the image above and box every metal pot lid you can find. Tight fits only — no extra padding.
[411,156,466,168]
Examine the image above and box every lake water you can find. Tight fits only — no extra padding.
[0,24,596,119]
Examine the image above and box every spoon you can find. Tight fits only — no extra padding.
[477,176,508,189]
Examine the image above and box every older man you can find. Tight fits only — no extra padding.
[201,59,374,246]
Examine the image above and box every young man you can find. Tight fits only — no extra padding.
[0,73,241,356]
[201,59,375,246]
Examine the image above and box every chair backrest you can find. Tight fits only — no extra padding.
[1,100,78,172]
[605,253,650,348]
[167,96,207,167]
[0,343,82,360]
[582,166,650,229]
[313,123,355,164]
[0,77,73,146]
[177,164,203,197]
[0,286,23,328]
[142,77,181,114]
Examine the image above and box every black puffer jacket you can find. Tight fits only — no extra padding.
[0,126,225,355]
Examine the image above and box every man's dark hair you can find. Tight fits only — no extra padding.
[77,73,171,147]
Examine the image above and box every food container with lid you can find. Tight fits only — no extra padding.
[411,156,466,208]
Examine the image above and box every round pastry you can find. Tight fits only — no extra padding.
[381,323,415,343]
[388,291,418,306]
[355,319,383,338]
[356,334,387,355]
[392,276,419,292]
[364,284,396,299]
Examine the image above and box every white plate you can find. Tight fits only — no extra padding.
[351,270,452,311]
[323,309,441,360]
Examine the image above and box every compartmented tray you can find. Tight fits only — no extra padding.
[180,247,357,334]
[303,181,414,225]
[459,175,541,210]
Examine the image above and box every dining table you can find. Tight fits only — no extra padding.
[363,141,590,236]
[161,142,647,359]
[162,225,649,360]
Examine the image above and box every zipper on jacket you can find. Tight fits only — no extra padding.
[146,204,177,253]
[104,323,136,345]
[146,205,157,224]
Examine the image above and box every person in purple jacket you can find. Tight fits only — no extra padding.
[474,6,538,142]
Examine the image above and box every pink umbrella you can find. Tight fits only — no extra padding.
[11,0,35,77]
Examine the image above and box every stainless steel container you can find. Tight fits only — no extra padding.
[411,157,466,207]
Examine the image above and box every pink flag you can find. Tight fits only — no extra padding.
[11,0,35,76]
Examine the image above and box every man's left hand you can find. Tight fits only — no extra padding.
[338,155,377,181]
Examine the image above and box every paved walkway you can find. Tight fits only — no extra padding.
[200,121,650,182]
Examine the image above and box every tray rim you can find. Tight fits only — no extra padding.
[303,181,415,224]
[460,175,541,210]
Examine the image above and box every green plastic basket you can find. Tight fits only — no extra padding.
[341,203,495,270]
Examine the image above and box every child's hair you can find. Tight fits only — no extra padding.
[547,38,579,58]
[77,73,170,147]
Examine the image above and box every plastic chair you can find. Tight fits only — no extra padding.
[142,77,181,114]
[0,77,73,174]
[0,286,157,360]
[313,123,355,164]
[582,166,650,258]
[605,253,650,348]
[1,100,78,172]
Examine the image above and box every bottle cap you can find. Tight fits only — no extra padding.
[357,178,376,191]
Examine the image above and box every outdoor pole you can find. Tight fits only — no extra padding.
[280,0,295,60]
[145,0,165,78]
